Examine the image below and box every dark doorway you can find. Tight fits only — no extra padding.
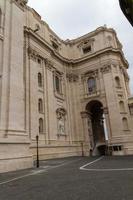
[86,100,106,155]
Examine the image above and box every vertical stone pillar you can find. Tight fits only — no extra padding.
[81,111,93,155]
[103,107,112,144]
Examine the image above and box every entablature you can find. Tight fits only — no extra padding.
[24,27,129,69]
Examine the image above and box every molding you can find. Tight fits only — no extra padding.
[82,69,98,80]
[77,37,95,48]
[0,155,32,161]
[12,0,28,11]
[100,65,111,74]
[28,46,54,71]
[66,73,79,82]
[103,107,109,114]
[45,58,54,70]
[0,34,4,41]
[24,27,129,67]
[28,47,43,61]
[80,111,90,118]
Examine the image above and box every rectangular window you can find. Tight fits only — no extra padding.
[129,105,133,115]
[53,71,63,96]
[52,41,59,50]
[113,145,122,151]
[83,46,91,54]
[87,77,96,94]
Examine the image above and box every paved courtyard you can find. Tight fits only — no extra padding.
[0,156,133,200]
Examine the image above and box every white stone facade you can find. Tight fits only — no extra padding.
[0,0,133,172]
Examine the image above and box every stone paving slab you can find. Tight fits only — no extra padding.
[0,156,133,200]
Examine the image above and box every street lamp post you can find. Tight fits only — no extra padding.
[36,135,39,168]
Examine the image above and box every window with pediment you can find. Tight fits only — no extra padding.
[78,38,94,55]
[52,41,59,50]
[83,45,92,54]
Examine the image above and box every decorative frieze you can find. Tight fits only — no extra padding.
[100,65,111,74]
[81,69,98,82]
[66,73,79,82]
[85,69,98,77]
[28,47,43,61]
[45,58,54,70]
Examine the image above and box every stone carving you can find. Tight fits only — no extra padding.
[45,58,53,70]
[103,107,108,114]
[100,65,111,74]
[28,47,43,62]
[81,69,98,81]
[85,69,98,77]
[77,38,95,48]
[66,73,79,82]
[28,47,38,60]
[13,0,28,9]
[80,111,89,118]
[56,108,67,135]
[121,66,129,81]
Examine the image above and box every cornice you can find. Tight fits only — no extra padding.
[24,27,129,68]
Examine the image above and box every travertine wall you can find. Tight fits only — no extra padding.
[0,0,133,172]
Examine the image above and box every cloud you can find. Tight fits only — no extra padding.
[28,0,133,93]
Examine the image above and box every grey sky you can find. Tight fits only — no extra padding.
[28,0,133,93]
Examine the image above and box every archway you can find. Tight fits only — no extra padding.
[86,100,106,155]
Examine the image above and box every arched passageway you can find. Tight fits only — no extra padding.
[86,100,107,155]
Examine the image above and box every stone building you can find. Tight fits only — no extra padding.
[0,0,133,173]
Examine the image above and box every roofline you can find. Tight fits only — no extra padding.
[24,27,129,68]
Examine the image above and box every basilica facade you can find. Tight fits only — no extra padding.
[0,0,133,172]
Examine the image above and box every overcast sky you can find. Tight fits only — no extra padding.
[28,0,133,93]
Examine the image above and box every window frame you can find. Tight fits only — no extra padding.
[39,118,44,134]
[53,70,64,99]
[122,117,129,131]
[38,72,43,88]
[115,76,121,88]
[38,98,43,113]
[87,77,96,95]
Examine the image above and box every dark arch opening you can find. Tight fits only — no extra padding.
[86,100,106,156]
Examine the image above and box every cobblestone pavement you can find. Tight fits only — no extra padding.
[0,156,133,200]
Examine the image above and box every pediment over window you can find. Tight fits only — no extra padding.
[50,35,61,51]
[77,38,95,48]
[77,38,95,55]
